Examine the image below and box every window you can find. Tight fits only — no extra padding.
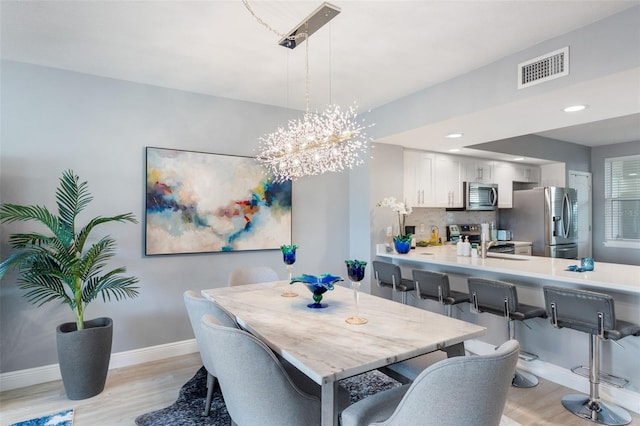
[604,154,640,248]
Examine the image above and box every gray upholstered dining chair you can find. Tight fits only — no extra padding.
[341,340,520,426]
[183,290,239,416]
[200,314,351,426]
[227,266,279,286]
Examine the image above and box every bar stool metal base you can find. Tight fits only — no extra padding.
[512,369,538,388]
[561,394,632,425]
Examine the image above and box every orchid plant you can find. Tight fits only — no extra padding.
[377,197,413,241]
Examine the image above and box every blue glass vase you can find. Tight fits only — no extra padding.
[290,274,343,309]
[345,260,368,325]
[393,236,411,254]
[280,244,298,297]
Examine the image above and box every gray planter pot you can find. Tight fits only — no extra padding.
[56,317,113,400]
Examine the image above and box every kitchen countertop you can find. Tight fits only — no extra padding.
[376,244,639,295]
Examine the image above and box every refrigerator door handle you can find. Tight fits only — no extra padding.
[562,193,572,239]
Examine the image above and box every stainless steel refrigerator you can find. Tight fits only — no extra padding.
[500,187,578,258]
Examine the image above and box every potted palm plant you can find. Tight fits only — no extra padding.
[0,170,139,400]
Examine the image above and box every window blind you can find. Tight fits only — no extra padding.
[604,154,640,242]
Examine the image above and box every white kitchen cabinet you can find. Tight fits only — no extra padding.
[404,150,435,207]
[433,154,463,208]
[493,161,517,208]
[514,165,539,183]
[464,159,493,183]
[493,161,540,208]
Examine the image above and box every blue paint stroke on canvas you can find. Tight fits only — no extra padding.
[145,148,292,255]
[9,409,74,426]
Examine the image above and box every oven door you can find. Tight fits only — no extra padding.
[488,243,515,254]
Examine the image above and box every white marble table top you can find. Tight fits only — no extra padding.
[202,280,486,426]
[203,280,485,383]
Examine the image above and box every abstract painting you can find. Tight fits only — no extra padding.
[145,147,292,255]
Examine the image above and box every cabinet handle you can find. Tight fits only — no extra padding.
[421,190,424,204]
[417,190,420,204]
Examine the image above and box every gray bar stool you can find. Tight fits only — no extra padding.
[413,269,467,317]
[543,285,640,426]
[372,260,415,304]
[467,277,546,388]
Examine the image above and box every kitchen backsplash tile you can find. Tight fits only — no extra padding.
[406,208,497,242]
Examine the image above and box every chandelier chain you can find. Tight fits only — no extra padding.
[242,0,372,182]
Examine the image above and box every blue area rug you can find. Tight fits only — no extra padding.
[135,366,401,426]
[9,409,74,426]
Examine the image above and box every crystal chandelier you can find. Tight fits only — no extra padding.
[243,1,372,182]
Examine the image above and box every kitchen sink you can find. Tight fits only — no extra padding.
[486,253,531,261]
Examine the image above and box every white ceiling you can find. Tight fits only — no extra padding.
[2,0,639,159]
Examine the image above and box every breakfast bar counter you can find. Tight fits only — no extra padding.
[376,244,640,295]
[375,243,640,414]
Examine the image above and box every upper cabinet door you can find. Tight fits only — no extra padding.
[463,159,493,183]
[404,150,435,207]
[434,154,463,208]
[493,161,517,208]
[515,165,540,183]
[493,161,541,208]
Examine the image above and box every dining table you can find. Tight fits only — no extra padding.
[202,280,486,426]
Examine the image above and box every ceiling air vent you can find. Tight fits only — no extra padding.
[518,47,569,89]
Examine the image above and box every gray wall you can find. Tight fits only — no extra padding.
[591,140,640,265]
[0,60,351,373]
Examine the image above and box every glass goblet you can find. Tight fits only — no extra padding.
[345,260,368,325]
[280,244,298,297]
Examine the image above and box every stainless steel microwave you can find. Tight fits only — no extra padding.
[464,182,498,211]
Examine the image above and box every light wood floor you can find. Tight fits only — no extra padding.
[1,352,638,426]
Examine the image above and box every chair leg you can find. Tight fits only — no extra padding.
[401,291,407,305]
[204,372,215,416]
[507,319,538,388]
[561,334,632,425]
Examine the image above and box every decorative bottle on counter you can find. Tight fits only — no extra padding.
[462,236,471,257]
[456,238,463,256]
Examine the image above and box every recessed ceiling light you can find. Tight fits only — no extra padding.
[448,148,461,152]
[563,105,587,112]
[513,157,525,161]
[446,133,463,139]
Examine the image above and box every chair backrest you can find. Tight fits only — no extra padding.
[372,260,400,287]
[412,270,450,302]
[183,290,240,376]
[200,315,321,426]
[467,277,519,317]
[376,340,519,426]
[228,266,279,286]
[543,285,616,335]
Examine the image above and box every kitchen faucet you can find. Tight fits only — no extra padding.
[481,237,500,258]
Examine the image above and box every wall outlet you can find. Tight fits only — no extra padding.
[419,223,425,233]
[386,226,392,236]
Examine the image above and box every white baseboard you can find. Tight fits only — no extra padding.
[0,339,199,393]
[465,339,640,415]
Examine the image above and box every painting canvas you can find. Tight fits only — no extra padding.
[145,147,292,255]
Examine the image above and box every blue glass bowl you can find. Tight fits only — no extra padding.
[290,274,343,308]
